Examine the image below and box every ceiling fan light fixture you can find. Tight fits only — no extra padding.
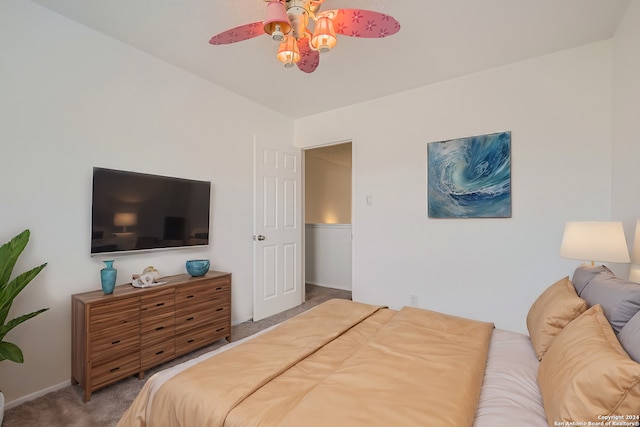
[263,1,291,37]
[311,16,337,53]
[276,35,300,68]
[210,2,400,74]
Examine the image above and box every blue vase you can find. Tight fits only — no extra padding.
[100,260,117,295]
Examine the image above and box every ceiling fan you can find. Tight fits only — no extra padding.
[209,0,401,73]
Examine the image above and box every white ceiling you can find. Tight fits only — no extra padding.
[29,0,631,119]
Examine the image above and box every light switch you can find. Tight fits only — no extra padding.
[366,195,373,206]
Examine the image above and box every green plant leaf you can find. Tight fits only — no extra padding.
[0,229,48,365]
[0,230,29,288]
[0,263,47,327]
[0,340,24,363]
[0,308,49,341]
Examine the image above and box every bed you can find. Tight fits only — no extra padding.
[117,266,640,427]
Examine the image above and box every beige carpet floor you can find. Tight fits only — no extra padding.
[2,284,351,427]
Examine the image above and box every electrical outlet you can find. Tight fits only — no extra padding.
[410,294,419,307]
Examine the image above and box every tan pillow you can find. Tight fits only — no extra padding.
[526,276,587,360]
[538,305,640,423]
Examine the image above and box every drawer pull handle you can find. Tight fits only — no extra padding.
[187,339,195,344]
[156,303,165,307]
[155,326,164,331]
[216,308,223,312]
[111,340,121,345]
[155,350,164,356]
[216,327,224,332]
[110,367,120,373]
[186,295,194,299]
[186,317,194,321]
[215,287,222,291]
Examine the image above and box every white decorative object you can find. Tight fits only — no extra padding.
[131,274,166,288]
[142,266,160,282]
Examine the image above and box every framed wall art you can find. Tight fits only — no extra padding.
[427,131,511,219]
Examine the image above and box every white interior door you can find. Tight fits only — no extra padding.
[253,137,302,321]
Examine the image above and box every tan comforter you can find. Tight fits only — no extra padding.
[118,299,494,427]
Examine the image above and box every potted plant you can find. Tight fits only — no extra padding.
[0,229,49,423]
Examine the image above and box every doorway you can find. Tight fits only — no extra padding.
[303,142,353,293]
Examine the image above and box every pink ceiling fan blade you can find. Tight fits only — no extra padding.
[296,37,320,73]
[326,9,401,38]
[209,22,266,45]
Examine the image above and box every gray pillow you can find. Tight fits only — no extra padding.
[581,273,640,333]
[571,264,613,295]
[619,311,640,363]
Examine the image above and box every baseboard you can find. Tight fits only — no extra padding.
[306,281,352,292]
[232,315,253,326]
[5,379,71,409]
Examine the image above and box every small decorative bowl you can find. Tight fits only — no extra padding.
[185,259,210,277]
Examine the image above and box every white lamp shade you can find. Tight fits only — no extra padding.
[560,221,630,264]
[631,219,640,264]
[114,212,137,227]
[629,219,640,282]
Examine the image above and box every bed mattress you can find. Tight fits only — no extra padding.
[118,301,548,427]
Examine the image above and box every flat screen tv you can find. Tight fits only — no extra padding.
[91,167,211,255]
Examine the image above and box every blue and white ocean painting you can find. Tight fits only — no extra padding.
[428,131,511,218]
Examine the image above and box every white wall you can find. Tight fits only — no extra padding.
[612,0,640,266]
[305,224,352,290]
[295,41,614,334]
[0,1,293,404]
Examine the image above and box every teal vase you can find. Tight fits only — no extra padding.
[100,260,117,295]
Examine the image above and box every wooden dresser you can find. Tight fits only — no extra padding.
[71,271,231,402]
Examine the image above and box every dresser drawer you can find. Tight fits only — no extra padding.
[141,311,175,344]
[175,304,216,334]
[141,339,175,369]
[175,282,216,305]
[175,324,218,355]
[90,321,140,363]
[140,288,175,318]
[209,279,230,296]
[210,318,231,340]
[89,297,140,332]
[91,351,140,390]
[211,303,230,321]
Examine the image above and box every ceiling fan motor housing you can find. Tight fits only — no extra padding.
[286,0,311,40]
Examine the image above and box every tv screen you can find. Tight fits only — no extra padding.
[91,167,211,255]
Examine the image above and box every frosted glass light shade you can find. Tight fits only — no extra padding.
[560,221,630,264]
[276,36,300,67]
[311,17,337,52]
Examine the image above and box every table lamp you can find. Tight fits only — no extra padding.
[629,219,640,283]
[560,221,630,265]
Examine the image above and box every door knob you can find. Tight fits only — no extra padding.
[254,235,266,241]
